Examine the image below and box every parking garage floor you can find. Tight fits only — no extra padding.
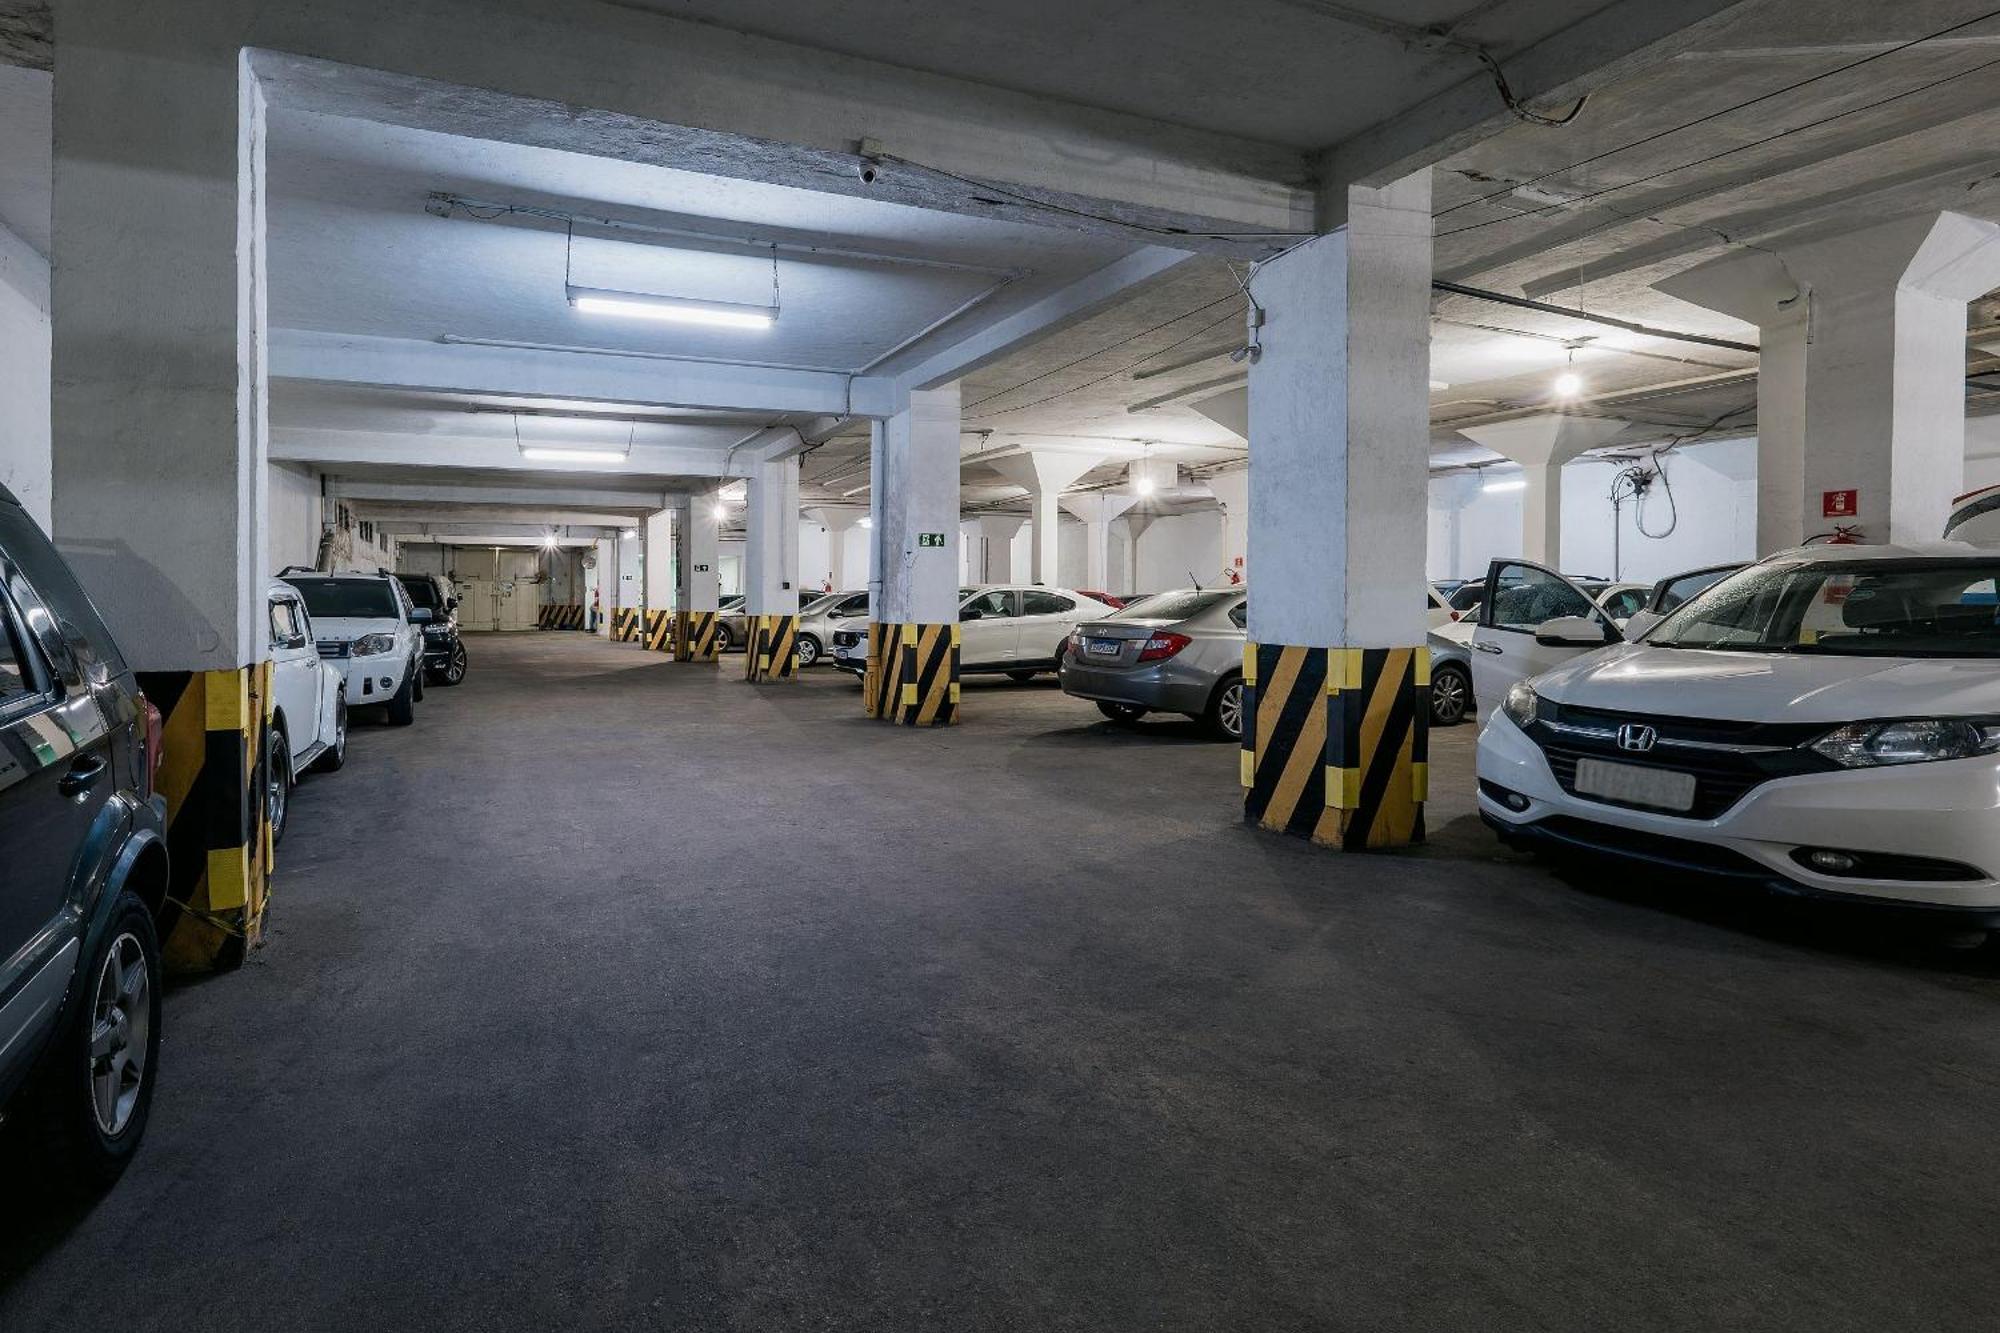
[6,631,2000,1330]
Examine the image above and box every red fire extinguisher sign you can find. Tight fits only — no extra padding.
[1823,489,1858,518]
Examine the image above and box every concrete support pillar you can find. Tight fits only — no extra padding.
[988,451,1102,585]
[743,456,801,681]
[672,492,721,662]
[51,30,276,966]
[642,508,673,651]
[1059,493,1139,594]
[871,384,962,725]
[1455,415,1629,566]
[1242,173,1433,852]
[1204,468,1249,585]
[593,536,616,637]
[1658,211,2000,548]
[966,515,1025,583]
[1122,512,1157,596]
[807,505,865,592]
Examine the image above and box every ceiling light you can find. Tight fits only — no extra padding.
[857,516,873,529]
[712,502,728,521]
[621,528,638,539]
[520,447,629,464]
[1552,371,1583,398]
[542,532,560,551]
[1134,477,1157,495]
[1483,477,1527,493]
[567,285,776,330]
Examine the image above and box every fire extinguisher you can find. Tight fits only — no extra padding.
[1809,525,1864,545]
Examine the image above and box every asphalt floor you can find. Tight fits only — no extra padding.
[5,630,1999,1331]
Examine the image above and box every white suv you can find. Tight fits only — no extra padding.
[830,585,1119,680]
[278,569,425,725]
[264,580,350,841]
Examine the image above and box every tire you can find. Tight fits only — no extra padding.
[16,892,163,1190]
[1096,701,1147,724]
[409,659,425,703]
[1007,670,1038,683]
[1206,673,1245,742]
[796,635,821,669]
[433,640,468,685]
[386,669,416,726]
[313,692,348,773]
[1430,663,1473,727]
[714,623,734,654]
[265,726,292,846]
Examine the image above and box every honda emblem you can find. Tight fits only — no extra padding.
[1616,723,1657,753]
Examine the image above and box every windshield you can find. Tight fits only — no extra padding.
[398,577,440,610]
[1649,559,2000,657]
[287,578,396,620]
[1111,589,1234,622]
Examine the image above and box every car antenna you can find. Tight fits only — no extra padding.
[1189,570,1202,591]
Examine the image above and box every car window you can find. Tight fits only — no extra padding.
[287,578,397,620]
[1229,601,1247,629]
[1,501,129,678]
[961,590,1014,620]
[836,593,869,616]
[1653,559,2000,656]
[1655,568,1733,614]
[1020,591,1075,616]
[269,598,305,647]
[1447,585,1484,612]
[0,594,39,710]
[1600,588,1646,620]
[1487,566,1601,632]
[1114,589,1232,622]
[398,576,441,610]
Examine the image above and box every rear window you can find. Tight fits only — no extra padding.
[398,576,441,610]
[5,501,130,678]
[288,578,397,620]
[1111,589,1233,622]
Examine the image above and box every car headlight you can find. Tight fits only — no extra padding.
[1501,680,1540,729]
[1810,719,2000,768]
[352,633,396,656]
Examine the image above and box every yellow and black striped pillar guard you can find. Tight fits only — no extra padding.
[672,610,719,662]
[537,603,585,630]
[1240,643,1427,849]
[136,662,275,972]
[644,609,672,652]
[864,622,959,725]
[744,614,798,682]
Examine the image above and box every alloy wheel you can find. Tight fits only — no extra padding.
[1431,668,1469,726]
[797,637,819,668]
[266,732,289,841]
[89,933,151,1137]
[1218,680,1244,740]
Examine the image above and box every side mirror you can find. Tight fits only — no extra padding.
[446,597,459,610]
[1534,615,1616,648]
[410,607,434,624]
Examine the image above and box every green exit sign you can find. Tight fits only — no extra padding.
[917,532,948,548]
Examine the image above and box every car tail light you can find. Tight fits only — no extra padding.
[1136,631,1192,663]
[139,695,164,799]
[1450,610,1463,621]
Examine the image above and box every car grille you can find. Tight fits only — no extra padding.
[315,640,351,659]
[1527,701,1833,820]
[832,630,863,649]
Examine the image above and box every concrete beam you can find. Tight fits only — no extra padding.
[272,329,884,418]
[325,480,671,510]
[1315,0,1759,211]
[272,427,753,480]
[374,521,621,540]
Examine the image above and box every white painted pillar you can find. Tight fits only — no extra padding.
[1456,415,1628,567]
[1658,211,2000,548]
[644,507,673,627]
[1204,468,1249,584]
[744,456,801,616]
[988,451,1102,584]
[967,515,1025,583]
[806,505,865,592]
[52,37,268,671]
[1059,493,1138,594]
[1122,512,1157,595]
[678,492,721,614]
[876,385,963,626]
[1242,173,1433,850]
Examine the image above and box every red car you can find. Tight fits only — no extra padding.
[1075,590,1127,609]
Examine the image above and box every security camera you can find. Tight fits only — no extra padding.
[857,160,881,186]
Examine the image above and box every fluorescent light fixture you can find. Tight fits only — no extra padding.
[1134,477,1157,496]
[858,516,873,529]
[621,528,638,539]
[520,447,628,464]
[1552,371,1583,398]
[1483,477,1527,493]
[542,532,560,550]
[567,285,776,330]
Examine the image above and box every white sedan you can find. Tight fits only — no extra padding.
[830,585,1119,680]
[1476,544,2000,922]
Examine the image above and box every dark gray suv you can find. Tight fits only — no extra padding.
[0,483,168,1188]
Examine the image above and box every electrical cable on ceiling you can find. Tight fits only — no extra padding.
[1436,6,2000,223]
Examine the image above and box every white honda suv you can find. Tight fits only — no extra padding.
[278,569,426,725]
[1477,544,2000,924]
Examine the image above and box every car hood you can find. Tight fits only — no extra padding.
[311,617,402,639]
[1536,643,2000,723]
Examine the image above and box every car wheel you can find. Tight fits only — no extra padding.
[796,635,820,669]
[16,892,162,1189]
[1430,663,1472,727]
[314,692,348,772]
[386,669,416,726]
[1096,701,1147,724]
[409,659,425,703]
[714,623,733,653]
[1007,670,1038,683]
[438,641,468,685]
[1207,673,1245,742]
[265,726,291,846]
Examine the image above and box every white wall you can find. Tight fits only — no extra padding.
[1135,510,1223,592]
[0,223,50,529]
[268,462,320,572]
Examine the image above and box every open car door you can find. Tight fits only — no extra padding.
[1468,559,1621,705]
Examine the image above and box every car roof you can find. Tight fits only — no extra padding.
[1762,541,1997,564]
[282,569,396,581]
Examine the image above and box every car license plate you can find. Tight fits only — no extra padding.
[1574,758,1696,812]
[1087,638,1122,657]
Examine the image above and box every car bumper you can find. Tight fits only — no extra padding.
[1476,714,2000,913]
[1058,657,1216,715]
[830,646,866,675]
[331,656,405,702]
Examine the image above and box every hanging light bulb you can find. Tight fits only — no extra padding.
[1552,346,1583,399]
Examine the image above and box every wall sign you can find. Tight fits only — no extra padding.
[1823,489,1858,518]
[693,563,711,572]
[917,532,947,547]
